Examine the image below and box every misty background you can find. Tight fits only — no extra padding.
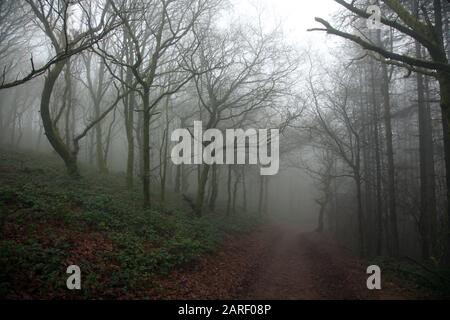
[1,0,450,281]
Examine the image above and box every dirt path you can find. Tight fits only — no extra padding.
[239,226,387,299]
[151,225,411,300]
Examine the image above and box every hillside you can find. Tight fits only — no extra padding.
[0,148,259,299]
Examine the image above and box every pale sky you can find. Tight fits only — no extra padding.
[231,0,341,45]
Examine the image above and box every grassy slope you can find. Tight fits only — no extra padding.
[0,148,260,299]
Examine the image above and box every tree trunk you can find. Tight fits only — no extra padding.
[208,164,219,211]
[438,73,450,265]
[232,171,240,214]
[370,60,383,256]
[175,164,181,193]
[258,175,265,215]
[380,60,399,257]
[94,98,108,174]
[142,87,151,208]
[317,202,325,233]
[123,29,135,189]
[242,169,247,212]
[88,130,95,165]
[10,110,16,146]
[125,88,135,189]
[35,124,43,151]
[64,62,72,149]
[424,74,437,254]
[195,164,210,216]
[40,62,79,177]
[263,176,269,215]
[226,166,232,216]
[355,171,365,257]
[160,97,170,203]
[417,44,437,260]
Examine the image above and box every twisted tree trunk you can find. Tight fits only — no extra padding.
[40,62,79,177]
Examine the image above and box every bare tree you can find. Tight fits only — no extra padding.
[308,65,366,256]
[310,0,450,263]
[23,0,119,176]
[190,21,297,215]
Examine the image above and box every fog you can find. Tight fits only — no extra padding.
[1,0,450,300]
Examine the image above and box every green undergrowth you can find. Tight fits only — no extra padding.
[0,147,261,299]
[369,256,450,299]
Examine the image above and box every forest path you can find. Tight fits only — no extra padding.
[152,224,409,299]
[239,225,377,299]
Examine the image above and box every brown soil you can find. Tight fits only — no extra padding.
[151,224,416,300]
